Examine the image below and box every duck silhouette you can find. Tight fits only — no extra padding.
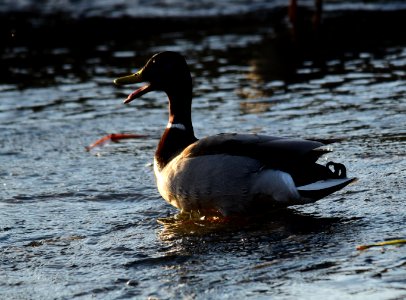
[114,51,356,216]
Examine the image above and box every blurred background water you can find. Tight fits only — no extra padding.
[1,0,405,299]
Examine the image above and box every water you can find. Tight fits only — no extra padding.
[1,2,406,299]
[2,0,406,17]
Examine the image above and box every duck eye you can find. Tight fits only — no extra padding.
[152,59,156,64]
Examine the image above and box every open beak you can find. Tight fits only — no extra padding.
[114,69,153,104]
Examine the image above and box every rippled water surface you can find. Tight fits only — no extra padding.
[1,2,406,299]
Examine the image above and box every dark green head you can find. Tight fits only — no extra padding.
[114,51,192,104]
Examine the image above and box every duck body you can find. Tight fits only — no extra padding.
[114,52,356,216]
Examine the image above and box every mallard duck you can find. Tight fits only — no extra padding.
[114,51,356,216]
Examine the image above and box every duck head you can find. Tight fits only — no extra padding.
[114,51,193,105]
[115,52,196,169]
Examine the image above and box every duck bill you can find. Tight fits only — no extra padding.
[114,69,153,104]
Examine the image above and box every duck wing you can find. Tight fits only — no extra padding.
[181,133,356,191]
[182,133,330,169]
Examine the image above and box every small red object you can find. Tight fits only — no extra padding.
[85,133,148,151]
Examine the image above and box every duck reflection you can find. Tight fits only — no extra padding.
[158,208,340,242]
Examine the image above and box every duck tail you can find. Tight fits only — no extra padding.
[296,161,357,201]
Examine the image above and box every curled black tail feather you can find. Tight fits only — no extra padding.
[326,162,347,178]
[289,161,349,187]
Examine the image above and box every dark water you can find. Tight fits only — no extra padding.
[1,1,406,299]
[2,0,406,17]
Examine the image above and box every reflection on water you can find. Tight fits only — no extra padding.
[157,209,341,242]
[1,3,406,299]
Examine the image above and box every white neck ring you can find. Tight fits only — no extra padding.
[166,122,187,131]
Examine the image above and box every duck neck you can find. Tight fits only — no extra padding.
[155,91,197,170]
